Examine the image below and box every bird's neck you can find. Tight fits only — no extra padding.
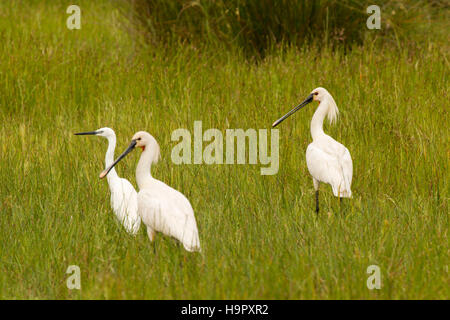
[310,99,329,140]
[136,148,154,189]
[105,135,118,180]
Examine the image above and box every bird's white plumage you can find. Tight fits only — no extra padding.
[306,137,352,197]
[104,131,201,252]
[137,180,200,252]
[81,127,140,234]
[306,87,353,198]
[108,176,140,234]
[272,87,352,213]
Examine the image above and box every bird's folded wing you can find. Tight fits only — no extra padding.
[138,190,199,243]
[341,148,353,190]
[306,144,352,197]
[306,145,342,185]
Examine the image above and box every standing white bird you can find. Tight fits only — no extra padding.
[272,87,353,213]
[75,127,140,234]
[99,131,201,252]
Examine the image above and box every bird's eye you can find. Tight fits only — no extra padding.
[314,92,319,95]
[137,137,141,141]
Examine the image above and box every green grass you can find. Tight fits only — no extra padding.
[0,0,448,299]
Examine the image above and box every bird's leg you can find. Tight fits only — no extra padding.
[315,190,319,214]
[313,179,320,214]
[147,227,157,255]
[339,197,345,214]
[146,227,155,241]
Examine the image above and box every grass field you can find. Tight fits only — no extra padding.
[0,1,448,299]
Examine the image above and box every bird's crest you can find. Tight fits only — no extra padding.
[326,93,339,125]
[148,134,161,165]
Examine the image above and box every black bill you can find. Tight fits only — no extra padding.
[99,140,137,179]
[272,93,314,127]
[74,130,101,135]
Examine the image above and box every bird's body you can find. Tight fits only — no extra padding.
[137,179,201,252]
[273,87,353,213]
[306,135,352,198]
[306,92,352,199]
[75,128,140,234]
[106,171,140,235]
[100,131,201,252]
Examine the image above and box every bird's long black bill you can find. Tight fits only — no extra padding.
[74,131,99,135]
[272,93,314,127]
[99,140,137,179]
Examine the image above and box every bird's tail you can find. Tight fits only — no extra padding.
[333,165,351,198]
[332,185,351,198]
[333,178,352,198]
[183,236,201,252]
[182,229,201,252]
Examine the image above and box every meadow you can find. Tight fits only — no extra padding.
[0,1,448,299]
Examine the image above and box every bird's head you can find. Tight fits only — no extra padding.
[272,87,338,127]
[74,127,115,139]
[132,131,151,151]
[311,87,330,102]
[311,87,339,124]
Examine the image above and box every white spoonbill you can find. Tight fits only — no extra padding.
[99,131,201,252]
[75,128,140,234]
[272,87,353,214]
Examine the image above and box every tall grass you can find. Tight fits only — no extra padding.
[0,0,448,299]
[127,0,444,55]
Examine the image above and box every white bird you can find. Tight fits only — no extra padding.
[99,131,201,252]
[272,87,353,213]
[75,127,140,234]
